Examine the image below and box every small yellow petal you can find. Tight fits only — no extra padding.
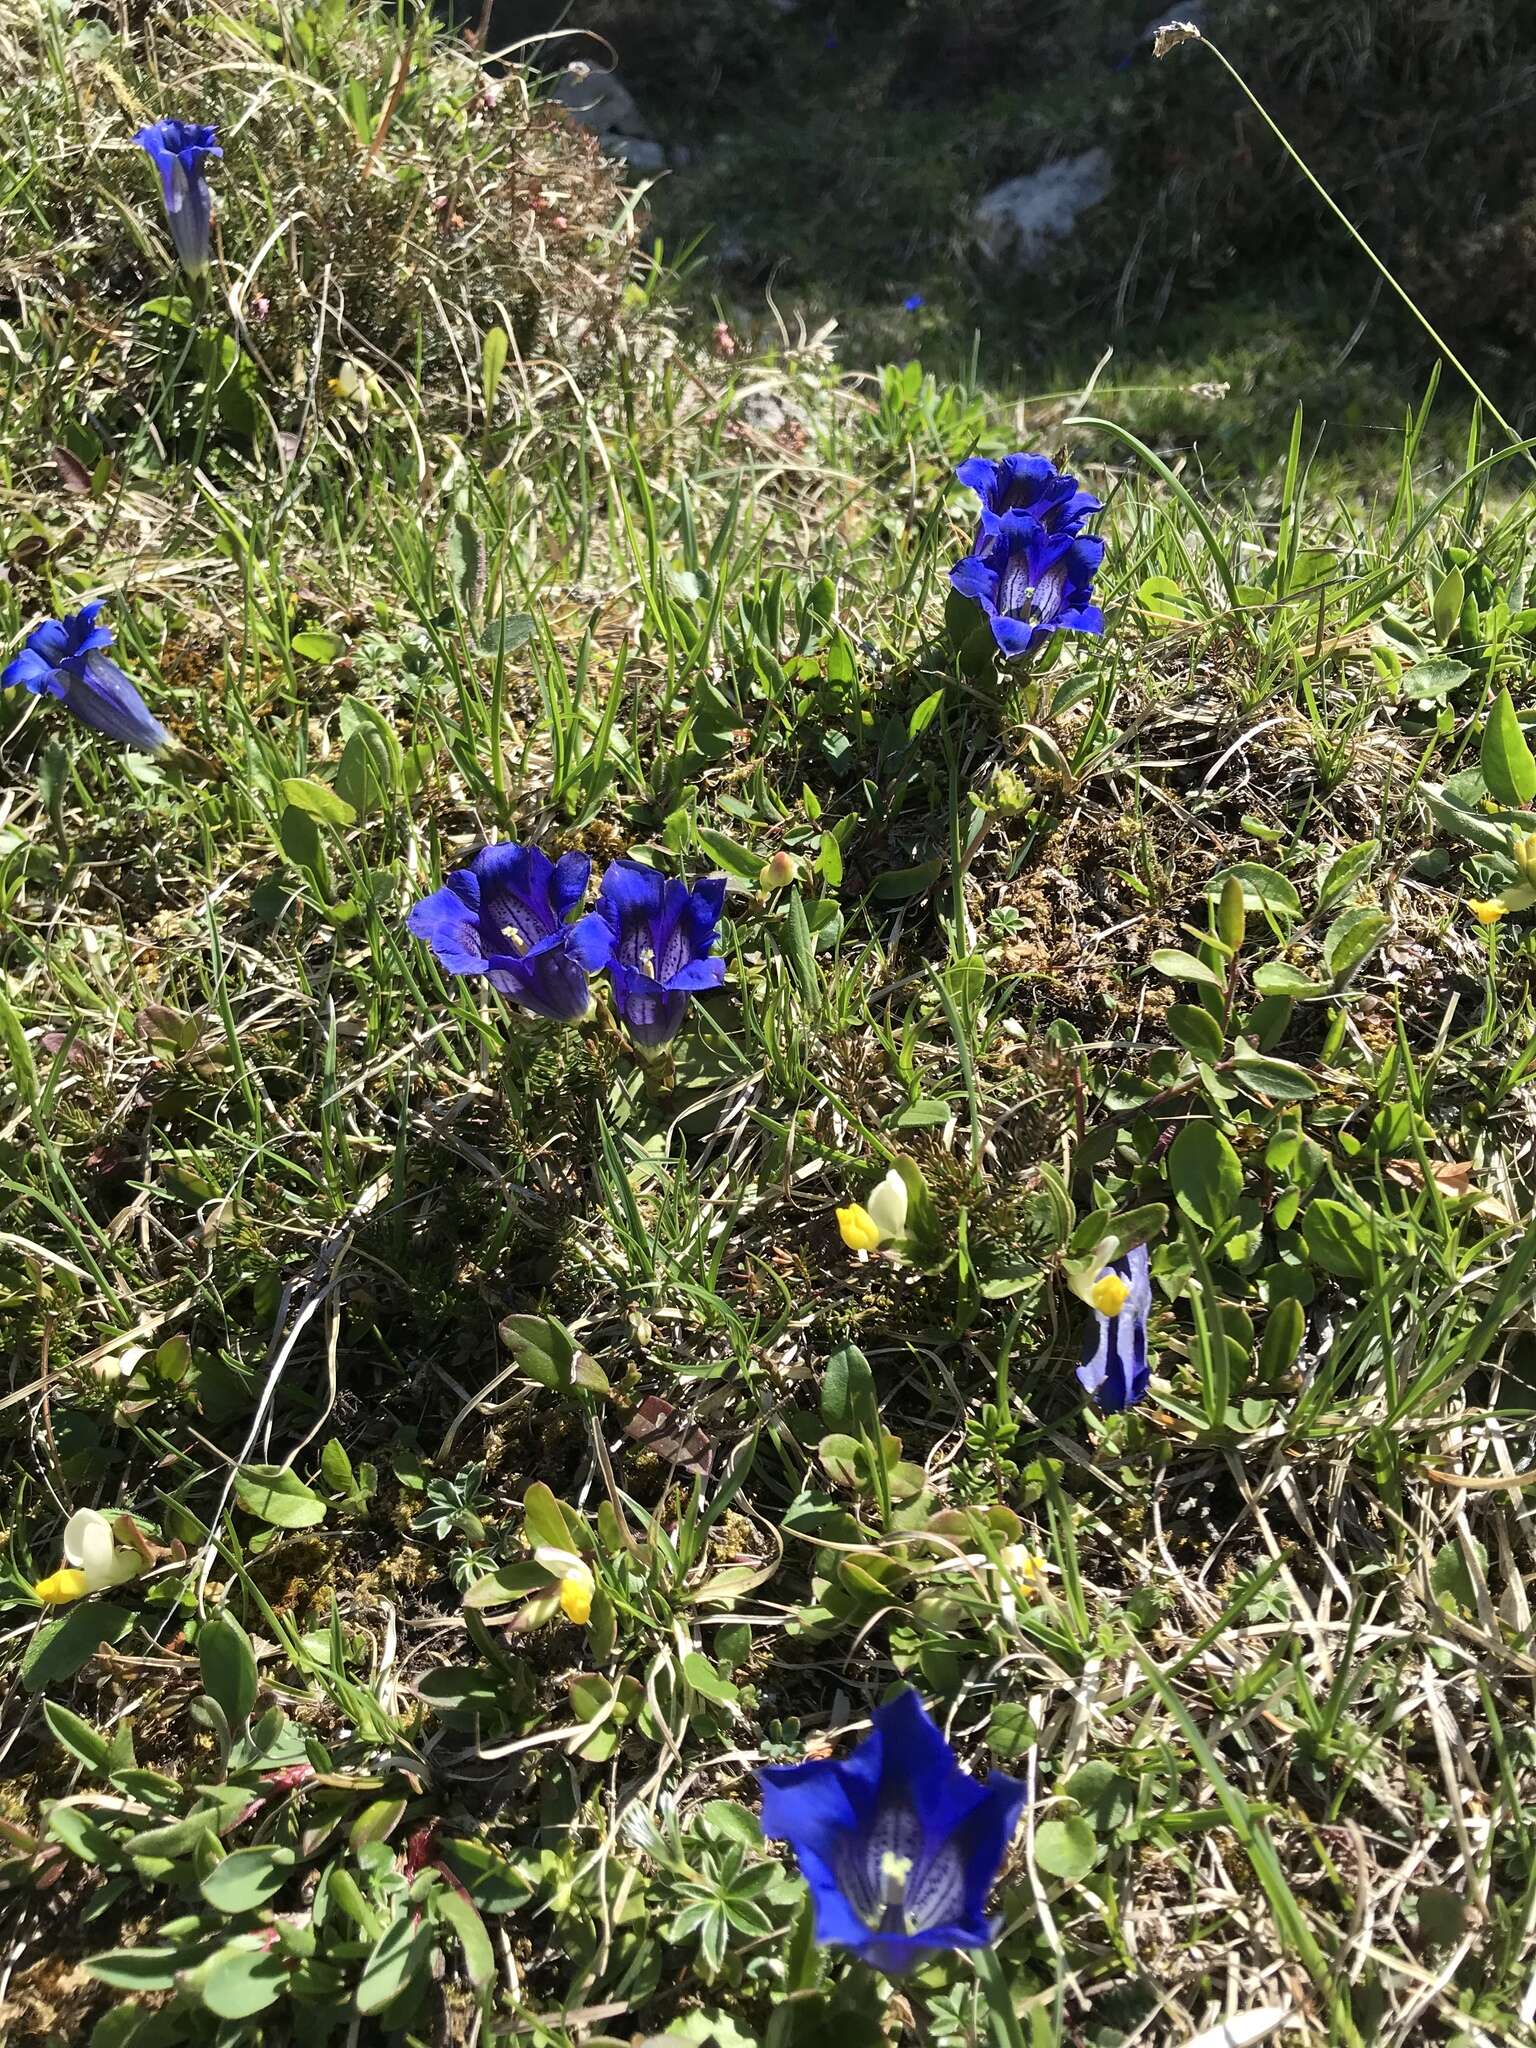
[1090,1271,1131,1317]
[837,1204,882,1253]
[1468,898,1509,927]
[559,1568,594,1626]
[999,1544,1047,1596]
[33,1569,90,1606]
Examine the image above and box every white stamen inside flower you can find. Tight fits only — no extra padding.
[879,1850,913,1906]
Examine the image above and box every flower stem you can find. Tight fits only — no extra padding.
[1185,34,1533,472]
[974,1947,1027,2048]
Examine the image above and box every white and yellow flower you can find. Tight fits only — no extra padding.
[535,1545,595,1627]
[836,1168,909,1256]
[1065,1236,1127,1310]
[32,1509,143,1606]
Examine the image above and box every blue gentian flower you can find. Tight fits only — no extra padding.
[587,858,726,1050]
[760,1690,1026,1974]
[1075,1242,1152,1413]
[955,453,1101,543]
[407,844,609,1024]
[2,603,170,753]
[903,293,925,312]
[949,514,1105,660]
[134,119,222,277]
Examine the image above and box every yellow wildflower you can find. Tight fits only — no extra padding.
[559,1565,594,1626]
[838,1168,911,1256]
[33,1568,89,1606]
[1468,898,1509,926]
[1089,1270,1131,1317]
[837,1204,882,1253]
[999,1544,1047,1597]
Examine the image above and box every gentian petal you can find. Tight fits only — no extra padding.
[408,875,491,975]
[473,842,564,948]
[989,613,1040,658]
[61,652,170,752]
[760,1754,862,1862]
[607,964,686,1049]
[489,929,595,1023]
[594,858,669,967]
[549,849,592,921]
[565,910,615,971]
[955,456,999,504]
[948,554,998,607]
[929,1773,1028,1924]
[3,647,68,698]
[661,956,726,993]
[992,453,1063,516]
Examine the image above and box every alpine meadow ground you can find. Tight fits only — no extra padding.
[3,6,1536,2048]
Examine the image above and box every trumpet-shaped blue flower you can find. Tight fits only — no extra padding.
[1076,1242,1152,1413]
[407,844,609,1024]
[949,513,1105,660]
[134,119,221,277]
[956,453,1101,543]
[587,859,726,1050]
[2,603,169,753]
[760,1690,1025,1974]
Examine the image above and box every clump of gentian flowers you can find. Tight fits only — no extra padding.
[134,119,221,279]
[409,844,726,1050]
[760,1689,1025,1972]
[2,603,170,754]
[948,452,1105,660]
[1069,1238,1152,1413]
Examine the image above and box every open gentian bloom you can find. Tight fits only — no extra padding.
[949,513,1105,660]
[588,858,726,1050]
[760,1690,1025,1974]
[2,603,170,753]
[407,843,609,1024]
[1075,1241,1152,1414]
[134,119,221,277]
[956,453,1101,543]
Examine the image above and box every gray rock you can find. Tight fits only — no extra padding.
[549,64,647,140]
[605,134,667,173]
[972,149,1113,271]
[733,391,788,434]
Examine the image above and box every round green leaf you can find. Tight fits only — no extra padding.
[1033,1815,1098,1883]
[1168,1121,1242,1230]
[1209,862,1300,921]
[233,1464,327,1529]
[199,1845,296,1914]
[198,1612,258,1726]
[1167,1003,1225,1062]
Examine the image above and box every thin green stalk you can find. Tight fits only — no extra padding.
[1173,31,1535,475]
[974,1945,1028,2048]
